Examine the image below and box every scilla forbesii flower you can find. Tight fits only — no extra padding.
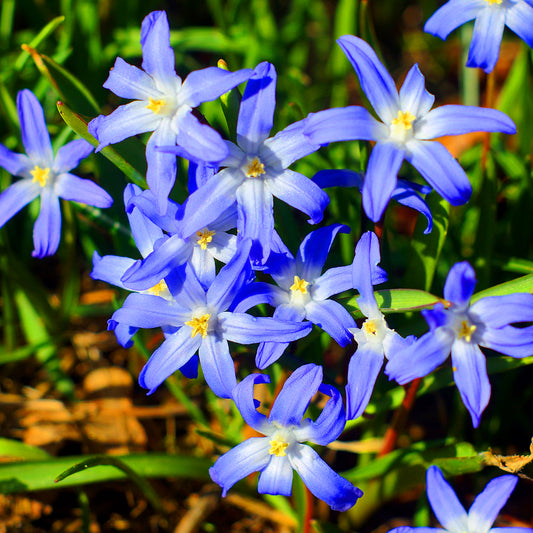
[209,364,363,511]
[304,35,516,222]
[425,0,533,73]
[388,466,528,533]
[385,261,533,427]
[0,89,112,257]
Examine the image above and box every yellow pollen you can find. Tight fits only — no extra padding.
[196,228,216,250]
[245,157,265,178]
[146,97,166,114]
[30,166,50,187]
[290,276,309,294]
[147,280,168,297]
[363,320,378,336]
[458,320,477,343]
[484,0,502,4]
[390,110,416,136]
[185,314,211,338]
[269,438,289,457]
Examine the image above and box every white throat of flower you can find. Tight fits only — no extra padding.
[389,110,416,143]
[265,424,296,457]
[351,313,391,347]
[185,307,214,338]
[289,275,312,306]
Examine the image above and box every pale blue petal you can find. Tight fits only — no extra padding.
[139,327,201,394]
[346,345,384,420]
[113,322,137,349]
[443,261,477,308]
[55,173,113,208]
[289,443,363,512]
[187,159,218,194]
[305,299,356,346]
[479,324,533,358]
[17,89,53,165]
[268,364,322,426]
[237,62,276,153]
[126,188,180,234]
[199,333,237,398]
[399,64,435,118]
[190,247,216,289]
[258,455,293,496]
[416,105,516,139]
[90,252,135,290]
[468,475,517,533]
[451,340,491,428]
[362,142,405,222]
[32,188,61,258]
[470,293,533,328]
[424,0,483,39]
[406,140,472,205]
[337,35,399,123]
[103,57,158,100]
[0,143,32,176]
[426,466,468,533]
[467,7,506,73]
[0,179,40,228]
[209,232,238,263]
[209,437,270,496]
[506,1,533,47]
[312,265,355,301]
[231,282,287,313]
[175,264,208,310]
[232,372,269,431]
[53,139,93,173]
[266,169,329,224]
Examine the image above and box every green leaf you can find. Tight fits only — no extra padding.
[0,438,51,461]
[472,273,533,301]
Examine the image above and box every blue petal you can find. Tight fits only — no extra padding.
[289,443,363,512]
[187,160,218,194]
[181,66,253,108]
[112,322,137,349]
[468,475,517,533]
[399,64,435,118]
[257,455,293,496]
[53,139,93,173]
[416,105,516,139]
[337,35,399,123]
[0,179,40,228]
[479,324,533,358]
[0,143,32,176]
[90,252,135,290]
[423,0,482,40]
[55,173,113,208]
[266,169,329,225]
[180,354,199,379]
[450,340,491,428]
[346,345,384,420]
[268,364,322,426]
[32,188,61,258]
[362,142,405,222]
[305,299,356,346]
[312,265,355,301]
[237,62,276,153]
[199,333,237,398]
[470,293,533,328]
[506,1,533,48]
[17,89,53,165]
[232,372,269,431]
[209,437,270,496]
[392,179,433,234]
[467,7,506,73]
[312,169,362,190]
[303,106,384,145]
[426,466,468,533]
[443,261,477,308]
[140,11,176,89]
[231,282,287,313]
[406,140,472,205]
[296,224,350,282]
[190,246,217,289]
[139,328,202,394]
[103,57,158,101]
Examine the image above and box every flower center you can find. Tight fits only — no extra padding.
[245,157,265,178]
[484,0,502,4]
[30,166,50,187]
[363,319,378,336]
[390,110,416,141]
[457,320,477,343]
[185,314,211,338]
[196,228,215,250]
[146,280,169,297]
[290,276,309,295]
[269,438,289,457]
[146,97,167,114]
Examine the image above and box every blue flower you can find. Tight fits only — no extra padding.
[389,466,523,533]
[0,89,112,257]
[304,36,516,222]
[89,11,252,212]
[209,364,363,511]
[347,232,414,420]
[425,0,533,74]
[172,61,329,264]
[109,239,311,398]
[385,261,533,427]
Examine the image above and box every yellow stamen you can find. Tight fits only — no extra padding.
[269,438,289,457]
[290,276,309,294]
[458,320,477,343]
[196,228,216,250]
[484,0,502,4]
[146,97,166,114]
[390,110,416,137]
[147,280,169,297]
[245,157,265,178]
[363,320,377,336]
[185,314,211,338]
[30,166,50,187]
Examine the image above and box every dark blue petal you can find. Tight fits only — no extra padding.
[305,299,356,346]
[506,1,533,47]
[392,179,433,234]
[90,252,135,290]
[232,372,269,431]
[312,169,362,190]
[467,7,506,73]
[443,261,477,308]
[312,265,355,301]
[423,0,481,39]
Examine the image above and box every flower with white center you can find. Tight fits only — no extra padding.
[209,364,363,511]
